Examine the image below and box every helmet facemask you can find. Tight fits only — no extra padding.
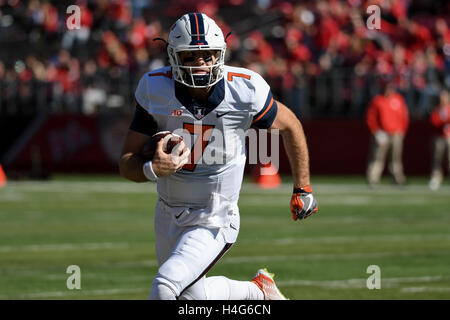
[168,47,226,88]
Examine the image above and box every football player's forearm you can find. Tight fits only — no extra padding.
[280,122,311,188]
[119,153,148,182]
[270,102,311,187]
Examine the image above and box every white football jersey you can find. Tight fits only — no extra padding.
[135,65,278,215]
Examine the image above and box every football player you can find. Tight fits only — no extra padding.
[119,12,318,300]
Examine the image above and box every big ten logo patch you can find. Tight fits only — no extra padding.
[171,109,183,116]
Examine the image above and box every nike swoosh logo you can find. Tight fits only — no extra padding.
[175,210,185,219]
[216,111,231,118]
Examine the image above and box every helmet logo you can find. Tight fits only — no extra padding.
[188,12,209,45]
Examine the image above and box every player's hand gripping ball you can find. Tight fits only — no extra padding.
[290,185,318,221]
[141,131,184,161]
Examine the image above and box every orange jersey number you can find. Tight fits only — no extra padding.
[182,123,215,171]
[227,72,251,81]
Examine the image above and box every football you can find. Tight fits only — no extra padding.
[140,131,184,161]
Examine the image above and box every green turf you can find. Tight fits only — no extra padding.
[0,175,449,300]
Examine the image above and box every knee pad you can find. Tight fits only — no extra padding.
[148,277,178,300]
[149,257,195,300]
[179,277,207,300]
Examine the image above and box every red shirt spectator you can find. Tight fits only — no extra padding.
[316,15,340,49]
[366,86,409,134]
[128,18,148,50]
[42,2,59,33]
[430,94,450,138]
[107,0,132,26]
[80,4,93,29]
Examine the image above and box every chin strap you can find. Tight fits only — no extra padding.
[191,74,211,86]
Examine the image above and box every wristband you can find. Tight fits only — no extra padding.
[143,161,159,181]
[293,185,312,193]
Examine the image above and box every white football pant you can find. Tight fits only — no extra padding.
[148,198,263,300]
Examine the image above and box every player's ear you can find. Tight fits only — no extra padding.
[153,37,168,48]
[225,31,232,43]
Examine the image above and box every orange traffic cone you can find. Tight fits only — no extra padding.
[252,162,281,189]
[0,164,7,187]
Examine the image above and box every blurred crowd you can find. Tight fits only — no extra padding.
[0,0,449,119]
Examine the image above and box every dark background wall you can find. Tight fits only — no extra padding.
[0,115,436,177]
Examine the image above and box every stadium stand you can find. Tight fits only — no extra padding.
[0,0,449,118]
[0,0,449,176]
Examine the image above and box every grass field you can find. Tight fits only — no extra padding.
[0,174,449,300]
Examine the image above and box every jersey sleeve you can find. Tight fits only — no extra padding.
[129,104,158,136]
[249,72,278,129]
[131,75,157,136]
[134,75,151,110]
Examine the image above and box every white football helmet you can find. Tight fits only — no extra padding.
[167,13,227,88]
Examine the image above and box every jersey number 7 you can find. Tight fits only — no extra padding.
[182,123,215,171]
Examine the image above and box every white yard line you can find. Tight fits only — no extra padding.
[5,248,447,277]
[1,181,157,194]
[401,287,450,293]
[266,233,450,245]
[221,250,450,264]
[2,232,449,253]
[2,181,449,195]
[105,249,450,269]
[0,242,130,253]
[278,276,447,289]
[238,195,450,206]
[2,276,448,299]
[0,287,148,299]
